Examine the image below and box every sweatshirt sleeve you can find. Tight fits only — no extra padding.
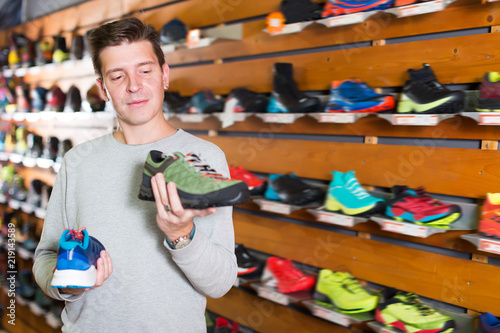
[32,160,84,302]
[165,146,238,298]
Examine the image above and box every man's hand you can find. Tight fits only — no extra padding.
[151,173,216,242]
[59,250,113,295]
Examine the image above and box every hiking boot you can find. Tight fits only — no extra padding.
[138,151,250,209]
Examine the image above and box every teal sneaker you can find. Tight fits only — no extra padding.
[376,288,455,333]
[324,170,385,216]
[314,270,378,314]
[138,151,250,209]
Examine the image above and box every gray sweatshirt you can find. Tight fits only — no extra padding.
[33,129,238,332]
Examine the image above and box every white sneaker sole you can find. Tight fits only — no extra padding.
[51,266,97,288]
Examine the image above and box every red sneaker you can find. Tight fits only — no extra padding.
[261,257,316,293]
[215,317,240,333]
[229,166,267,196]
[479,193,500,238]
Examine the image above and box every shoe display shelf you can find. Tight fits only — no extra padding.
[301,299,374,328]
[253,198,320,215]
[0,151,60,174]
[265,0,456,36]
[249,282,314,307]
[161,23,243,53]
[461,233,500,256]
[308,207,369,228]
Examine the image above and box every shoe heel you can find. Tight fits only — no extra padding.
[260,268,277,288]
[324,196,341,212]
[51,266,97,288]
[313,290,331,304]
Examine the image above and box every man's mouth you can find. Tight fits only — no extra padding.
[127,99,148,106]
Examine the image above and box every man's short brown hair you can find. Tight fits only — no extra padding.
[87,17,165,79]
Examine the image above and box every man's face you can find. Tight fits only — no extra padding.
[96,40,169,127]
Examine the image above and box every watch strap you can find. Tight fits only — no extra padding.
[166,224,196,249]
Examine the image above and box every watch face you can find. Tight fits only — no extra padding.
[175,238,191,249]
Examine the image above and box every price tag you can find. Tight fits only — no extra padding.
[40,111,57,120]
[186,29,201,48]
[34,208,46,219]
[21,203,34,214]
[23,157,37,167]
[326,12,364,27]
[28,66,42,75]
[393,115,438,126]
[9,200,21,210]
[312,305,350,326]
[316,211,354,227]
[382,220,427,238]
[258,287,289,305]
[25,113,41,122]
[57,113,76,122]
[0,152,9,161]
[37,158,54,169]
[479,114,500,125]
[9,154,23,164]
[15,68,27,77]
[12,113,26,121]
[0,113,12,121]
[260,201,292,215]
[398,0,443,17]
[318,113,355,123]
[263,114,295,123]
[179,114,205,123]
[479,238,500,255]
[0,194,7,203]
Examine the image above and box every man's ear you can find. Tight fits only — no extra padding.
[96,78,110,102]
[162,63,170,90]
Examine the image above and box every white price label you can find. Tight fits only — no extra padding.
[9,154,23,164]
[263,114,295,123]
[25,113,41,122]
[0,152,9,161]
[23,157,37,167]
[9,200,21,210]
[393,115,438,126]
[258,287,289,305]
[0,194,7,203]
[316,211,354,227]
[382,220,427,237]
[479,239,500,255]
[318,113,355,123]
[281,23,302,34]
[179,114,205,123]
[21,203,33,214]
[12,113,26,122]
[479,114,500,125]
[398,0,443,17]
[37,158,54,169]
[326,12,364,27]
[34,208,46,219]
[260,201,291,215]
[312,305,350,326]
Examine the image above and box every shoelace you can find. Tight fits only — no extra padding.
[68,227,86,242]
[183,153,228,181]
[413,187,446,207]
[345,177,370,199]
[401,293,435,316]
[340,275,365,294]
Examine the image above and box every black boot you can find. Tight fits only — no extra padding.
[270,62,321,113]
[280,0,322,24]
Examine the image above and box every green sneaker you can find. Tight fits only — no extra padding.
[313,270,378,314]
[138,151,250,209]
[376,288,455,333]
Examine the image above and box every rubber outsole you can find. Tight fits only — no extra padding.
[51,266,96,289]
[314,290,375,314]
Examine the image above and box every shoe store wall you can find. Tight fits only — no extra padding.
[3,0,500,332]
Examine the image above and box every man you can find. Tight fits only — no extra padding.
[33,17,237,332]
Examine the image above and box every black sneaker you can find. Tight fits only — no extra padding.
[27,179,44,207]
[189,91,224,114]
[264,173,324,206]
[226,88,267,113]
[268,62,321,113]
[30,86,48,112]
[57,138,73,163]
[42,136,59,161]
[69,34,84,60]
[235,244,263,276]
[10,174,28,202]
[160,18,188,45]
[26,132,44,158]
[397,63,465,114]
[65,85,82,111]
[280,0,322,24]
[164,91,191,113]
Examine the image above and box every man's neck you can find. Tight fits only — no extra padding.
[113,118,177,145]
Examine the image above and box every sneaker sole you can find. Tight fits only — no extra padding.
[325,196,385,216]
[397,95,463,114]
[51,266,96,288]
[392,212,461,228]
[314,290,376,313]
[138,177,250,209]
[375,308,454,333]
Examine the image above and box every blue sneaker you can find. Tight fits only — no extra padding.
[324,170,385,216]
[189,90,224,114]
[324,79,395,113]
[322,0,394,17]
[478,312,500,333]
[51,228,105,289]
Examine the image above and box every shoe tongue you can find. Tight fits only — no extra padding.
[409,64,436,82]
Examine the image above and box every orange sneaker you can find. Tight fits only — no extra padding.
[479,193,500,238]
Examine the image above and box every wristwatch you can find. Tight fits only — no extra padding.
[171,234,192,249]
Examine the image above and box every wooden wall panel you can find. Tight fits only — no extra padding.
[199,135,497,199]
[168,32,500,95]
[165,0,500,66]
[233,211,500,314]
[207,287,350,333]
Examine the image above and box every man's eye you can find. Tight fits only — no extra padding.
[112,76,122,81]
